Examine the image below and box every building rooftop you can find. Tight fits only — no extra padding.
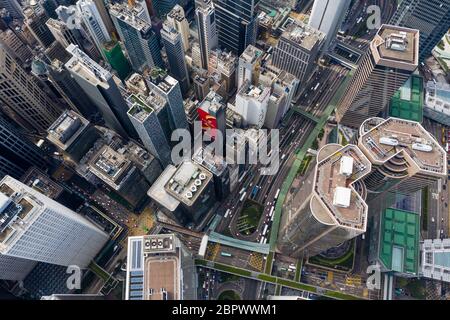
[164,161,213,207]
[311,144,372,231]
[192,147,227,176]
[126,234,180,300]
[359,117,447,177]
[240,45,263,64]
[88,145,134,190]
[125,73,149,96]
[238,81,271,102]
[127,94,156,123]
[379,208,419,275]
[109,2,151,32]
[199,90,225,115]
[65,44,111,84]
[167,4,186,22]
[281,19,325,51]
[147,165,179,212]
[147,68,178,94]
[0,176,40,250]
[425,81,450,116]
[21,168,63,200]
[47,110,89,151]
[389,75,423,122]
[372,24,419,69]
[421,238,450,283]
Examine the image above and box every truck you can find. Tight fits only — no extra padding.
[274,189,281,200]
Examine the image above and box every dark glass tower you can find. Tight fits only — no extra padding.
[212,0,260,55]
[390,0,450,61]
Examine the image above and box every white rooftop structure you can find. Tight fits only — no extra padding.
[421,238,450,283]
[339,156,354,177]
[333,187,352,208]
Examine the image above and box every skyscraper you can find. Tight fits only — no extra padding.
[23,6,55,48]
[195,0,218,69]
[277,144,372,258]
[160,23,191,95]
[109,2,163,72]
[272,19,325,84]
[0,176,109,281]
[0,115,47,180]
[76,0,111,59]
[0,44,62,133]
[127,94,173,168]
[308,0,351,51]
[146,68,189,132]
[212,0,260,55]
[238,44,263,89]
[167,5,190,52]
[336,25,419,128]
[0,0,24,19]
[390,0,450,61]
[65,44,138,139]
[235,80,270,128]
[358,117,447,200]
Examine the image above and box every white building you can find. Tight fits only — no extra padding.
[309,0,351,50]
[0,176,109,281]
[238,45,263,89]
[235,80,270,128]
[424,81,450,126]
[421,238,450,283]
[195,0,218,69]
[76,0,111,59]
[167,5,190,53]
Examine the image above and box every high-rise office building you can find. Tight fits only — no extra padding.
[167,5,190,52]
[0,29,33,66]
[0,176,109,281]
[358,117,447,200]
[336,25,419,128]
[238,44,263,89]
[0,44,62,133]
[235,80,270,128]
[212,0,260,55]
[23,6,55,48]
[65,44,138,139]
[125,234,197,300]
[421,238,450,283]
[308,0,351,51]
[272,19,325,84]
[390,0,450,61]
[109,2,163,72]
[45,58,97,119]
[127,94,172,168]
[76,0,111,59]
[146,67,189,132]
[195,0,218,69]
[277,144,372,258]
[46,17,84,49]
[197,90,226,140]
[193,74,210,101]
[0,115,47,180]
[0,0,24,19]
[47,110,100,162]
[161,22,191,95]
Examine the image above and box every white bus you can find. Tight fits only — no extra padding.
[269,206,275,218]
[259,236,265,244]
[274,189,281,200]
[239,192,247,202]
[224,209,231,218]
[262,224,268,236]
